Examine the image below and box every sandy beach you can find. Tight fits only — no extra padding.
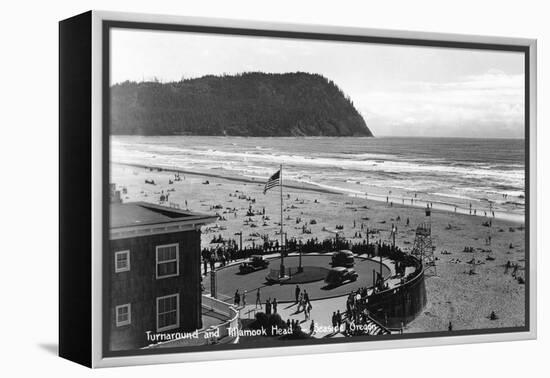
[111,162,526,333]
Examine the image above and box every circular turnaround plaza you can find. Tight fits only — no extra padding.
[206,254,391,303]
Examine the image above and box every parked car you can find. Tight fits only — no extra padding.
[324,267,358,286]
[331,250,355,267]
[239,255,269,274]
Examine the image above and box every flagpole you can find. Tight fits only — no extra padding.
[280,164,285,277]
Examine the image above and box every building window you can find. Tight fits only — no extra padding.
[156,243,179,279]
[115,304,131,327]
[156,294,179,332]
[115,250,130,272]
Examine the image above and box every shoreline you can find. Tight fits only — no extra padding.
[112,161,349,195]
[112,161,524,224]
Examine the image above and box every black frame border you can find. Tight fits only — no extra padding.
[59,10,93,367]
[101,19,531,359]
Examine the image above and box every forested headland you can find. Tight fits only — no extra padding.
[111,72,373,137]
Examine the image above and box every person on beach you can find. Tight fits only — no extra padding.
[310,320,316,335]
[295,285,300,303]
[512,264,518,278]
[256,288,261,308]
[505,260,511,274]
[266,298,271,315]
[234,289,240,307]
[242,290,246,307]
[272,298,278,314]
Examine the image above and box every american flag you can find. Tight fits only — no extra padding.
[263,170,280,194]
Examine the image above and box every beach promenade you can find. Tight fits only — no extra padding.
[239,296,348,339]
[111,163,526,333]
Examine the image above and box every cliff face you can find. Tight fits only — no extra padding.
[110,72,373,137]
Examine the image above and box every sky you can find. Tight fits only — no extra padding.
[110,28,525,138]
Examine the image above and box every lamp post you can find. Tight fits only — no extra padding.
[234,231,243,251]
[391,223,397,249]
[297,231,303,273]
[279,164,285,278]
[378,241,383,289]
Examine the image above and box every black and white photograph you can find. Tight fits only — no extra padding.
[3,0,549,375]
[105,23,529,355]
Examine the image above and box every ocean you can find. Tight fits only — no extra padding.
[111,136,526,222]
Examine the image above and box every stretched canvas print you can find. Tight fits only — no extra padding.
[59,11,536,368]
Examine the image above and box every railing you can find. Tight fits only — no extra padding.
[363,315,391,335]
[365,258,427,329]
[145,295,239,349]
[201,295,239,342]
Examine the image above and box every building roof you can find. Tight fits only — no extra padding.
[110,202,216,229]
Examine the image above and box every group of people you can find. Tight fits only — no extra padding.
[331,310,343,331]
[265,297,278,314]
[229,191,256,203]
[201,239,281,275]
[505,260,520,277]
[233,288,280,314]
[329,289,385,336]
[233,282,388,338]
[294,285,313,320]
[201,220,418,277]
[202,248,229,275]
[345,290,368,324]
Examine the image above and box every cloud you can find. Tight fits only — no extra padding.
[357,70,524,138]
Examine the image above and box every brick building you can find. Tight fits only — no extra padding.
[109,201,216,350]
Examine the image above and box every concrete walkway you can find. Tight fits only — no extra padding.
[239,295,348,339]
[214,252,396,338]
